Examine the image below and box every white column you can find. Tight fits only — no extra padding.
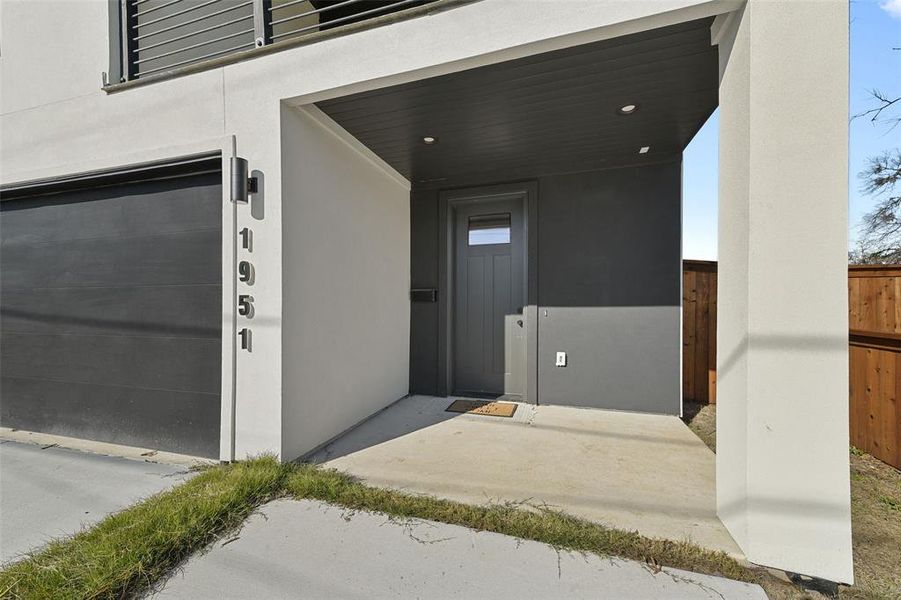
[716,0,852,584]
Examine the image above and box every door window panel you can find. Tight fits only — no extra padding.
[468,213,511,245]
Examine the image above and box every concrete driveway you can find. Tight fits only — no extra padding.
[154,499,766,600]
[0,440,191,563]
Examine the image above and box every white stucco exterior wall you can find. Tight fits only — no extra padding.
[279,106,410,460]
[716,0,853,584]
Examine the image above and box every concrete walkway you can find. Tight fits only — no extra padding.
[309,395,741,557]
[0,440,191,563]
[154,499,765,599]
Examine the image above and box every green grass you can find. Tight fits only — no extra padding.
[286,464,749,579]
[0,457,285,600]
[877,496,900,512]
[1,457,810,600]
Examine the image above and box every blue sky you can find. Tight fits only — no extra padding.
[681,0,901,260]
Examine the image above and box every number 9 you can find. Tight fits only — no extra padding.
[238,261,254,284]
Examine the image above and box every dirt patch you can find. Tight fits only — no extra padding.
[683,403,901,600]
[847,450,901,599]
[682,401,716,452]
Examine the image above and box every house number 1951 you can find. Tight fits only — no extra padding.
[238,228,255,351]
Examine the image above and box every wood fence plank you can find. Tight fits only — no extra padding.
[893,278,901,332]
[855,346,868,449]
[882,350,899,466]
[896,353,901,467]
[862,278,878,331]
[695,271,710,403]
[867,348,881,456]
[682,269,689,399]
[849,278,861,329]
[873,277,883,329]
[875,348,886,457]
[708,271,717,404]
[884,277,896,332]
[683,269,697,401]
[859,346,872,451]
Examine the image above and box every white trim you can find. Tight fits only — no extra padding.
[1,136,232,187]
[276,0,742,110]
[710,10,739,46]
[296,104,410,190]
[679,159,685,418]
[220,138,238,463]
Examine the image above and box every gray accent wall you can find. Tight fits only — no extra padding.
[536,163,681,413]
[410,160,681,414]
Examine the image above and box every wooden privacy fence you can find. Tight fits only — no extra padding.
[683,260,717,405]
[848,265,901,469]
[681,261,901,470]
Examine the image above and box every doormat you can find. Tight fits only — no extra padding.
[446,399,517,418]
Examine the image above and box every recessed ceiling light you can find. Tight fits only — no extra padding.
[422,136,438,145]
[617,104,639,115]
[639,146,650,154]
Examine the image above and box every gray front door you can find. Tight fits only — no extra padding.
[453,197,525,396]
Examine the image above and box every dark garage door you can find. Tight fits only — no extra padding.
[0,160,222,458]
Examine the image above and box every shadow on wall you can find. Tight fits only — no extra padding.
[250,169,265,221]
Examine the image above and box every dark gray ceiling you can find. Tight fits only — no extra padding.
[316,18,718,184]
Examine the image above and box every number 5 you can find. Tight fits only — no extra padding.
[238,294,254,317]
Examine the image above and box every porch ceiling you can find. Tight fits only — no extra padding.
[315,18,719,183]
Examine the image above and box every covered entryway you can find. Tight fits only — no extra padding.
[0,156,223,458]
[315,18,716,413]
[277,0,851,582]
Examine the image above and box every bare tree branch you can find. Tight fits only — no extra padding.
[852,89,901,131]
[853,149,901,264]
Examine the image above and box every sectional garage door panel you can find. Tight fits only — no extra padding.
[0,334,221,394]
[0,170,222,458]
[0,230,221,290]
[0,377,217,458]
[0,175,221,246]
[0,285,221,338]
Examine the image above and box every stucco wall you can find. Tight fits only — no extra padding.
[716,0,853,583]
[279,106,410,460]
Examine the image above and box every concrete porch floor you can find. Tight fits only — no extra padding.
[308,395,742,558]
